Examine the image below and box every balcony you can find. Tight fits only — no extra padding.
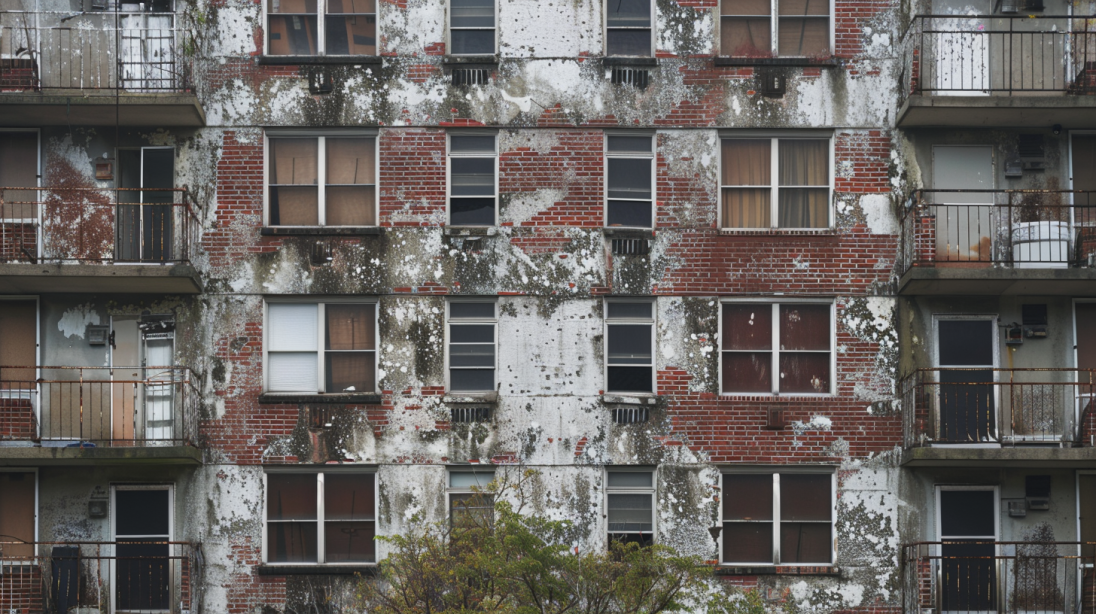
[0,365,202,464]
[0,541,199,614]
[897,15,1096,127]
[899,368,1096,466]
[0,10,204,126]
[903,541,1096,614]
[897,190,1096,295]
[0,186,202,293]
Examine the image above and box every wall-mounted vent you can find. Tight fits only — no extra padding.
[451,406,492,423]
[307,67,334,95]
[611,407,649,424]
[451,67,491,86]
[611,238,650,255]
[1018,134,1046,170]
[310,241,333,266]
[1026,475,1051,510]
[758,68,787,97]
[610,67,649,90]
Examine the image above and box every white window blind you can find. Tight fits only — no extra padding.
[269,303,319,392]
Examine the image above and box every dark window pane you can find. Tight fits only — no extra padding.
[607,200,652,228]
[450,158,495,196]
[607,493,652,532]
[779,304,829,351]
[606,29,652,56]
[450,302,495,319]
[451,368,495,391]
[780,474,830,521]
[450,344,495,367]
[607,302,653,319]
[607,324,652,364]
[723,522,772,563]
[607,158,652,200]
[940,490,996,536]
[450,197,496,226]
[116,539,170,610]
[451,324,494,343]
[608,366,652,392]
[268,15,318,55]
[450,136,495,153]
[780,522,831,563]
[325,14,376,54]
[325,473,375,520]
[608,472,653,488]
[452,0,495,27]
[451,30,495,54]
[268,474,317,521]
[607,135,652,153]
[325,521,376,562]
[722,0,771,15]
[450,493,494,528]
[326,304,375,351]
[270,186,319,225]
[779,140,828,186]
[325,352,375,393]
[606,0,651,27]
[610,532,654,547]
[270,0,317,13]
[778,187,828,228]
[268,522,318,562]
[939,320,994,366]
[778,352,829,393]
[723,304,773,351]
[723,474,773,520]
[721,351,772,393]
[115,490,170,536]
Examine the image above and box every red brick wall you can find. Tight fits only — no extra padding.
[0,398,36,441]
[0,564,42,614]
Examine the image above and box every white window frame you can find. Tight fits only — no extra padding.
[605,467,656,546]
[604,298,657,395]
[262,297,380,394]
[446,132,499,227]
[718,299,836,396]
[262,468,379,566]
[447,468,496,527]
[719,468,836,566]
[0,467,38,564]
[603,0,656,57]
[717,0,834,58]
[263,0,380,56]
[447,0,498,56]
[445,299,498,394]
[718,134,834,230]
[604,133,656,230]
[263,130,380,227]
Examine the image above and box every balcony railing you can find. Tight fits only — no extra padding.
[0,541,199,614]
[0,187,201,265]
[900,15,1096,98]
[898,190,1096,273]
[899,368,1096,447]
[903,541,1096,614]
[0,10,188,92]
[0,365,200,447]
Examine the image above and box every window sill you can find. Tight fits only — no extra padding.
[717,228,837,237]
[715,565,839,576]
[602,393,659,406]
[444,226,498,237]
[261,226,384,237]
[602,227,654,239]
[603,56,658,67]
[718,393,834,400]
[257,55,382,66]
[713,57,839,68]
[444,391,498,404]
[257,564,378,576]
[443,55,498,66]
[258,393,383,405]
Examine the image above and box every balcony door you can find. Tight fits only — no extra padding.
[117,148,174,263]
[112,485,172,613]
[938,487,998,612]
[929,0,990,95]
[933,146,994,264]
[1071,134,1096,231]
[111,317,176,443]
[1076,301,1096,430]
[120,0,175,91]
[936,317,997,443]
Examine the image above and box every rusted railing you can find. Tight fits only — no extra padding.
[899,15,1096,98]
[0,10,189,92]
[0,365,200,446]
[0,541,200,614]
[899,368,1096,447]
[0,186,201,265]
[898,189,1096,273]
[903,541,1096,614]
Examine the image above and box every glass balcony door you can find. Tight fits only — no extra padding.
[120,0,175,91]
[117,147,174,263]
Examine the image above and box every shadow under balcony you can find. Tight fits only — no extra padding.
[0,10,204,127]
[0,365,202,465]
[0,187,202,294]
[899,368,1096,466]
[897,190,1096,295]
[897,15,1096,128]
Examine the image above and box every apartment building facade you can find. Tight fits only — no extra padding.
[0,0,1090,611]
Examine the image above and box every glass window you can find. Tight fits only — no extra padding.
[267,0,376,55]
[268,135,377,227]
[450,0,496,55]
[606,300,654,394]
[721,138,829,229]
[720,0,830,58]
[448,301,496,393]
[606,0,652,56]
[722,472,832,565]
[449,470,495,529]
[267,302,377,393]
[607,470,654,547]
[721,302,831,394]
[606,135,654,229]
[449,134,497,226]
[266,472,376,564]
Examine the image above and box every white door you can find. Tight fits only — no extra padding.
[932,146,994,263]
[121,0,175,91]
[143,330,175,442]
[929,0,991,95]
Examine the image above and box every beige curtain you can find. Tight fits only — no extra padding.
[326,353,375,392]
[270,138,319,225]
[722,140,771,228]
[325,138,376,225]
[326,304,375,351]
[721,18,772,56]
[779,140,828,228]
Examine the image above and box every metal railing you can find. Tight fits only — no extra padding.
[0,541,200,614]
[0,365,201,446]
[0,10,188,92]
[903,541,1096,614]
[898,189,1096,273]
[899,368,1096,447]
[0,186,201,265]
[899,15,1096,98]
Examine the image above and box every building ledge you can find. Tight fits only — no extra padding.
[902,445,1096,467]
[257,564,378,576]
[260,226,385,237]
[0,444,202,466]
[897,265,1096,296]
[715,565,841,576]
[443,392,498,404]
[713,56,840,67]
[258,393,383,405]
[257,55,382,66]
[0,91,205,127]
[602,56,658,67]
[0,263,202,294]
[602,393,660,406]
[897,94,1096,129]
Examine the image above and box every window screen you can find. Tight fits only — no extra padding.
[606,301,654,393]
[606,135,654,228]
[606,0,652,56]
[448,302,496,392]
[607,470,654,547]
[450,0,495,54]
[449,135,497,226]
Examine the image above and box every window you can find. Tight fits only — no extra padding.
[265,471,377,564]
[605,134,654,228]
[721,138,830,229]
[721,302,832,394]
[450,0,495,55]
[267,134,377,227]
[448,134,497,226]
[607,470,654,546]
[721,472,833,565]
[449,470,495,528]
[0,470,36,560]
[605,300,654,394]
[606,0,653,56]
[0,131,38,221]
[266,0,377,56]
[720,0,830,58]
[265,301,377,394]
[447,301,496,393]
